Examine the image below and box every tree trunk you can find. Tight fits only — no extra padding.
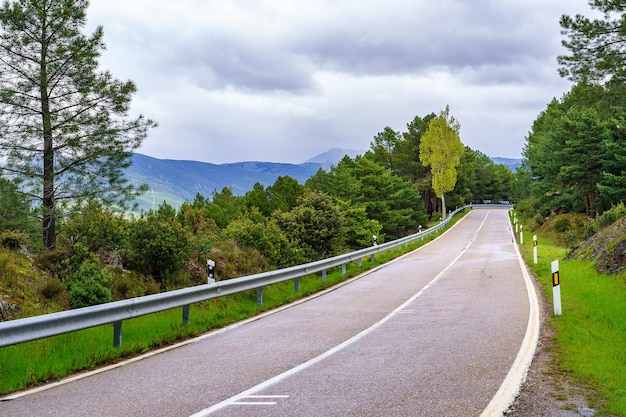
[42,131,55,250]
[40,35,55,250]
[441,192,447,220]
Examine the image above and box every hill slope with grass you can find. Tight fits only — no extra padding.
[0,248,66,321]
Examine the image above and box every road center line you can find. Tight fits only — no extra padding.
[190,212,491,417]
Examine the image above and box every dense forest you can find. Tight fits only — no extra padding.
[520,81,626,219]
[514,0,626,228]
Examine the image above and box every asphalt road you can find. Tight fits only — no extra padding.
[2,208,536,417]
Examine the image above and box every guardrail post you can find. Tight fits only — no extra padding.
[358,258,362,267]
[370,253,375,262]
[294,277,300,293]
[113,321,123,348]
[342,263,346,275]
[322,269,327,282]
[182,305,190,325]
[256,287,263,305]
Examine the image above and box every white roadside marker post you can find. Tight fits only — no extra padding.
[207,259,216,284]
[552,260,562,316]
[520,224,524,244]
[533,235,538,264]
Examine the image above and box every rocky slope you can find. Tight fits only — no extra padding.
[568,216,626,274]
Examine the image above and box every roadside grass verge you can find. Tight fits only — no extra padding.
[517,230,626,416]
[0,212,463,396]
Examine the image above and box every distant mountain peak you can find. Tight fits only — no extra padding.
[305,148,364,169]
[490,157,522,171]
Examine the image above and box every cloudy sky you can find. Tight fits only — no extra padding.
[86,0,593,164]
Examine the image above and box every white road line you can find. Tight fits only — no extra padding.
[479,212,540,417]
[245,395,289,398]
[231,395,289,406]
[190,212,491,417]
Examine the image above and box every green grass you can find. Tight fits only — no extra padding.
[517,225,626,416]
[0,214,459,395]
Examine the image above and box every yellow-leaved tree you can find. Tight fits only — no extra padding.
[419,105,464,220]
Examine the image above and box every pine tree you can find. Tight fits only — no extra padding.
[0,0,156,250]
[559,1,626,82]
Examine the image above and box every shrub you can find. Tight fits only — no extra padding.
[68,261,112,308]
[597,203,626,228]
[60,201,129,254]
[207,239,269,280]
[59,242,93,281]
[554,218,571,233]
[431,211,442,222]
[40,278,65,300]
[223,216,307,268]
[127,212,191,281]
[583,203,626,239]
[274,191,346,260]
[110,270,159,300]
[563,230,580,249]
[0,230,28,249]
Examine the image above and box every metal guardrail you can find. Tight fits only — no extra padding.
[0,203,510,348]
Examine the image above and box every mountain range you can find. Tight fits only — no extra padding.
[491,157,522,172]
[126,149,521,211]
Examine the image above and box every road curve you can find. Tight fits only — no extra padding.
[1,208,537,417]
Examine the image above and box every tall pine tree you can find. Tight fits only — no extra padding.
[0,0,156,250]
[559,1,626,83]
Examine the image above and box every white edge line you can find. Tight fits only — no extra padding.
[479,214,540,417]
[1,210,472,402]
[190,211,490,417]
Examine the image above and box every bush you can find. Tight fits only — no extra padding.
[110,270,159,300]
[40,278,65,300]
[207,239,269,280]
[59,242,93,281]
[68,261,112,308]
[597,203,626,228]
[61,202,129,254]
[127,212,191,281]
[274,191,346,260]
[223,216,307,268]
[0,230,28,249]
[554,217,571,233]
[563,230,580,249]
[583,203,626,239]
[431,211,442,222]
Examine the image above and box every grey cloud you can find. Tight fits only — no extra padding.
[285,1,559,80]
[189,37,315,93]
[85,0,591,164]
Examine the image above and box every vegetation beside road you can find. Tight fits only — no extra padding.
[515,210,626,416]
[0,214,461,396]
